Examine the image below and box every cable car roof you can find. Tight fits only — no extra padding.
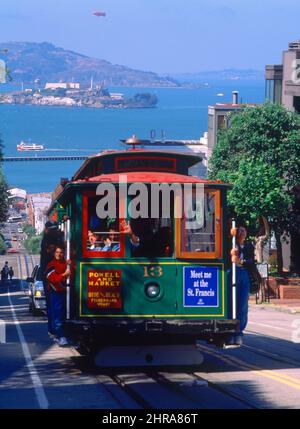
[72,149,203,180]
[72,171,227,184]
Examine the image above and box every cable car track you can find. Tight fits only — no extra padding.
[89,367,258,409]
[150,370,257,409]
[242,342,300,367]
[108,373,154,409]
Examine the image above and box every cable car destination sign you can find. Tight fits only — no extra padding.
[87,269,122,309]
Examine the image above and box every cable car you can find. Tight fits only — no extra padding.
[47,138,239,366]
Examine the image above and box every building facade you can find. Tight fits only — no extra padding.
[207,91,255,152]
[27,193,52,234]
[45,82,80,90]
[266,40,300,112]
[266,40,300,273]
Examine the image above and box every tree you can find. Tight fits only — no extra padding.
[22,223,37,238]
[208,103,300,274]
[0,134,8,223]
[125,93,158,108]
[0,235,6,255]
[24,235,42,254]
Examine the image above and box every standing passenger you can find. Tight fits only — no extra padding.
[45,247,70,346]
[40,220,65,338]
[227,226,254,346]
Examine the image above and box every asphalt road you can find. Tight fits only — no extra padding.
[0,254,300,410]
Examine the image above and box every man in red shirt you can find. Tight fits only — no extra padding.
[45,247,70,346]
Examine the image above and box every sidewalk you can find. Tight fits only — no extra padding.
[249,296,300,314]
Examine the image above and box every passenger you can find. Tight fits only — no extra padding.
[41,243,56,337]
[120,220,172,257]
[100,228,120,252]
[45,246,71,347]
[40,221,64,264]
[227,226,254,346]
[40,221,63,338]
[120,219,147,255]
[87,230,97,250]
[8,267,14,281]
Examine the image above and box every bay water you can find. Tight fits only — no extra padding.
[0,80,265,193]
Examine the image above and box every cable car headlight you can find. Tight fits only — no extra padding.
[34,281,44,297]
[145,282,160,298]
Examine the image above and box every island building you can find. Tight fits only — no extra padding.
[45,82,80,90]
[109,92,124,101]
[265,39,300,274]
[27,193,52,234]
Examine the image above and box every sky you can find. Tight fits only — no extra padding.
[0,0,299,73]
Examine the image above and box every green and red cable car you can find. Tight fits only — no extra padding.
[48,142,239,365]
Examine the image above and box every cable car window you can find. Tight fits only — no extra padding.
[178,190,221,258]
[83,194,124,257]
[125,188,174,258]
[127,217,173,258]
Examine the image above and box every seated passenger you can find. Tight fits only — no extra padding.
[95,227,120,252]
[87,230,97,250]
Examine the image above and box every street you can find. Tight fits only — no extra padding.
[0,254,299,410]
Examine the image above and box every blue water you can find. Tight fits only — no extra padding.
[0,80,265,192]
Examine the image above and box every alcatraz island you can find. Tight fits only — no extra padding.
[0,82,158,109]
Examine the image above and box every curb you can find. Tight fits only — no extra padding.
[249,302,300,314]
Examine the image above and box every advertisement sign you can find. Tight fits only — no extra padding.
[87,269,122,309]
[256,263,268,279]
[183,266,219,307]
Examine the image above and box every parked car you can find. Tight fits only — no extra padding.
[6,248,19,253]
[26,265,46,316]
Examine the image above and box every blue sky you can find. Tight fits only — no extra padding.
[0,0,299,73]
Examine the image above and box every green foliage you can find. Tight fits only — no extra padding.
[5,67,12,82]
[0,235,6,255]
[24,235,42,254]
[22,223,37,237]
[208,103,300,236]
[0,171,8,223]
[0,134,8,223]
[125,93,158,107]
[22,223,40,254]
[209,103,300,180]
[226,158,292,232]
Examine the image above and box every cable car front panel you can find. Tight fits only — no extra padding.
[59,179,239,347]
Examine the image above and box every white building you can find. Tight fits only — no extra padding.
[8,188,27,200]
[27,194,52,234]
[45,82,80,90]
[109,92,124,101]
